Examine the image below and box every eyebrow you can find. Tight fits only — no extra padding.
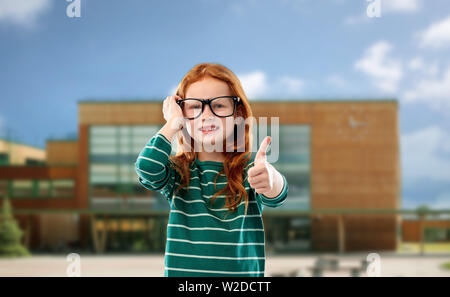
[183,95,233,100]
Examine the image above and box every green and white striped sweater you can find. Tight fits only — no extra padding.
[135,133,288,277]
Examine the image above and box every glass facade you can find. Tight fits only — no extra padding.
[89,124,311,251]
[262,125,310,212]
[89,125,172,210]
[89,124,310,211]
[0,179,74,199]
[257,124,311,251]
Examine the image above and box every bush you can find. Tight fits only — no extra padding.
[441,262,450,271]
[0,198,30,257]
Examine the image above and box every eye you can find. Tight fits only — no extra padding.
[186,103,202,110]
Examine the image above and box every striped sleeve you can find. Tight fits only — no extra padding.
[256,174,288,208]
[135,133,179,201]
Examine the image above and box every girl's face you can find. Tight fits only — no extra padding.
[183,77,237,150]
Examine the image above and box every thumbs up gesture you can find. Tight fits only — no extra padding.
[248,136,281,196]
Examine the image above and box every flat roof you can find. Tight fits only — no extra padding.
[0,139,46,150]
[46,138,78,142]
[78,98,398,104]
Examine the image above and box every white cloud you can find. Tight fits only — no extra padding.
[401,125,450,184]
[408,57,438,76]
[0,0,51,27]
[354,41,403,93]
[408,57,424,71]
[383,0,420,13]
[238,71,269,99]
[238,71,305,100]
[402,66,450,110]
[344,0,420,25]
[418,16,450,49]
[278,76,305,94]
[326,74,350,88]
[169,70,305,100]
[168,71,304,100]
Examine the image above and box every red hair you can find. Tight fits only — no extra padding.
[170,63,254,215]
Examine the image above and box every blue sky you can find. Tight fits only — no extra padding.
[1,0,450,209]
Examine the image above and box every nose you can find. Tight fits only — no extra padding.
[201,103,214,119]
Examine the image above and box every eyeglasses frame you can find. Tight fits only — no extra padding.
[175,96,241,120]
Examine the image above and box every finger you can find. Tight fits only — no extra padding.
[173,94,183,102]
[255,136,271,164]
[170,95,184,114]
[248,166,266,177]
[248,174,267,185]
[255,186,270,194]
[251,181,269,190]
[248,174,268,185]
[163,101,168,119]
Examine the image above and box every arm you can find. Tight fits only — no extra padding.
[135,95,185,200]
[248,162,289,208]
[259,163,284,198]
[135,131,178,201]
[257,169,288,207]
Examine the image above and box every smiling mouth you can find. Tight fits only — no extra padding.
[199,125,219,133]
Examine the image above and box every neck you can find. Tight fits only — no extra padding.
[197,150,225,162]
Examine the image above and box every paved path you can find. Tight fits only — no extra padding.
[0,253,449,277]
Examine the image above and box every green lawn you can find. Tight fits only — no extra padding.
[399,242,450,253]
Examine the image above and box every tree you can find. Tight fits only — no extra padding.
[0,198,30,257]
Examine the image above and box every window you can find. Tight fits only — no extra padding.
[260,124,311,211]
[0,153,9,165]
[52,180,75,197]
[0,180,8,198]
[11,180,33,197]
[37,180,51,197]
[25,158,45,166]
[256,124,311,252]
[89,125,165,210]
[425,227,449,242]
[1,179,74,199]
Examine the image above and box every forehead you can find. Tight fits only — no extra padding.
[185,77,231,98]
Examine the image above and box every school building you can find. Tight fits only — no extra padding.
[0,99,411,253]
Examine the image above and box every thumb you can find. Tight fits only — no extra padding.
[255,136,271,164]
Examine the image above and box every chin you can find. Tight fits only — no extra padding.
[190,130,224,149]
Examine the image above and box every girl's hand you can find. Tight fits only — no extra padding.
[162,95,185,131]
[159,95,185,142]
[248,136,284,198]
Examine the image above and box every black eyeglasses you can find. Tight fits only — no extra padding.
[176,96,240,120]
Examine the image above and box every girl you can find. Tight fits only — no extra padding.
[135,63,288,277]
